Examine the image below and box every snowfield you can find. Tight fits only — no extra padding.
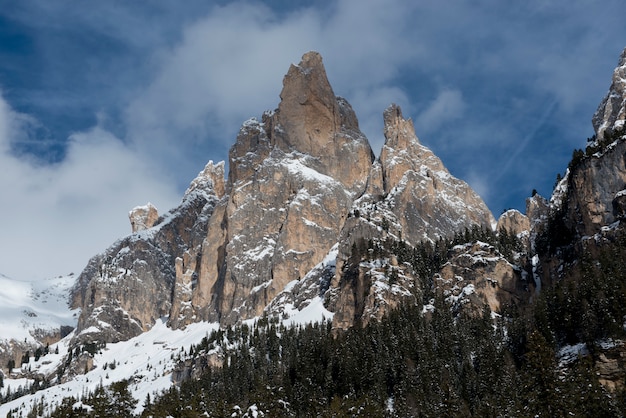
[0,273,77,344]
[1,319,219,416]
[0,270,337,417]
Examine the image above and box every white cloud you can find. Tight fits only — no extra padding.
[125,3,317,164]
[465,170,490,205]
[125,0,420,168]
[0,0,422,280]
[0,94,180,280]
[416,89,466,135]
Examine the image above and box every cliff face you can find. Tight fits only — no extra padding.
[378,104,495,242]
[190,52,375,325]
[564,142,626,236]
[558,48,626,238]
[525,48,626,393]
[592,47,626,139]
[70,162,224,341]
[329,104,497,328]
[435,242,523,316]
[70,51,496,341]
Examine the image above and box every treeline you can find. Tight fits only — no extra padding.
[142,299,621,416]
[351,224,523,299]
[534,230,626,348]
[24,225,626,416]
[138,227,621,416]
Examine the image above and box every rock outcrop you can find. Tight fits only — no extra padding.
[595,342,626,392]
[190,52,375,325]
[592,47,626,139]
[557,48,626,237]
[564,143,626,236]
[70,162,223,342]
[497,209,531,249]
[528,48,626,393]
[434,242,524,316]
[129,203,159,233]
[329,251,420,330]
[378,104,495,243]
[328,104,496,328]
[71,51,496,341]
[497,209,530,236]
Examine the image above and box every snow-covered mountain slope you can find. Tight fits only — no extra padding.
[0,273,76,344]
[0,296,334,417]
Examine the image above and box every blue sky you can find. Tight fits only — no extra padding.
[1,0,625,280]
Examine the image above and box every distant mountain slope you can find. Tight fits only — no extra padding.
[0,274,76,343]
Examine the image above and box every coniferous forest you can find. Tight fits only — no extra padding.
[32,223,626,417]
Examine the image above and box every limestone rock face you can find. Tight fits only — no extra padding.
[70,51,496,340]
[378,104,495,243]
[612,190,626,220]
[328,104,496,329]
[329,254,419,330]
[497,209,531,249]
[592,47,626,139]
[190,52,374,324]
[185,160,225,200]
[595,343,626,392]
[526,194,550,230]
[554,49,626,237]
[434,242,525,315]
[129,203,159,233]
[70,165,222,343]
[525,193,550,253]
[564,140,626,236]
[497,209,530,236]
[273,51,374,194]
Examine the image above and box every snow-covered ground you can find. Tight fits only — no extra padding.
[0,319,220,416]
[0,273,77,344]
[0,271,336,417]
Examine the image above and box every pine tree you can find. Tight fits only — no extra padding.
[522,330,561,415]
[109,380,138,417]
[87,384,111,417]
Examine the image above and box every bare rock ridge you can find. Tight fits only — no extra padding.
[70,51,496,342]
[129,203,159,233]
[379,104,495,241]
[71,161,224,342]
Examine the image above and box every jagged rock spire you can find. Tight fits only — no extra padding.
[71,51,499,338]
[276,51,341,153]
[193,52,374,324]
[330,104,496,329]
[278,52,373,194]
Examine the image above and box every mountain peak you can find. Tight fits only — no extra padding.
[297,50,325,73]
[383,103,418,147]
[275,51,340,155]
[229,51,374,194]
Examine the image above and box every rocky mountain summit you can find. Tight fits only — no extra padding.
[68,51,497,344]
